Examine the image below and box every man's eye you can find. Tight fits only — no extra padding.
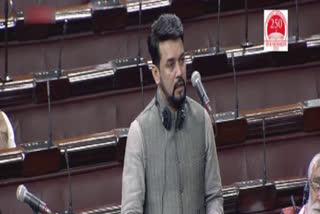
[168,62,175,69]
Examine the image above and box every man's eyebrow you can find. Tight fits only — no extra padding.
[165,52,185,65]
[179,52,185,59]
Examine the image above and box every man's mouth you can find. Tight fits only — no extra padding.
[176,84,184,89]
[174,81,185,90]
[174,84,185,94]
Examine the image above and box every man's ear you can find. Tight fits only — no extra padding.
[151,64,160,85]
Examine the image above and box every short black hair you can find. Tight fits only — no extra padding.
[147,14,184,67]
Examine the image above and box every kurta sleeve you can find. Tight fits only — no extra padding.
[121,120,146,214]
[204,111,224,214]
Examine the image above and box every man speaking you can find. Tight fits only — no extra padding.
[121,14,223,214]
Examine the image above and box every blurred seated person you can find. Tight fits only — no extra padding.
[0,110,16,149]
[299,153,320,214]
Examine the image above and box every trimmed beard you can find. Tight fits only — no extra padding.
[159,76,186,109]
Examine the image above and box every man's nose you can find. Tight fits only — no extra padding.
[175,63,183,77]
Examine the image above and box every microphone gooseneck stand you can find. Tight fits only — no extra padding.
[138,0,144,109]
[241,0,253,48]
[295,0,300,42]
[65,149,73,214]
[262,117,268,186]
[3,0,12,84]
[231,53,239,119]
[215,0,221,53]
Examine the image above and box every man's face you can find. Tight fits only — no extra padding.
[152,38,186,109]
[308,166,320,214]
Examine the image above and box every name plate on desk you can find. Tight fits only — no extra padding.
[236,180,277,213]
[272,40,308,66]
[20,141,61,177]
[0,78,34,107]
[91,0,126,31]
[244,103,303,138]
[33,70,71,103]
[56,132,119,168]
[68,62,115,96]
[0,148,24,178]
[215,111,247,146]
[113,57,152,89]
[303,99,320,131]
[191,48,228,76]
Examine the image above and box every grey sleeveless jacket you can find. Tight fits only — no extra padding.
[121,94,223,214]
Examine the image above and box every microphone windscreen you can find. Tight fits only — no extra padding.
[191,71,201,87]
[16,184,26,202]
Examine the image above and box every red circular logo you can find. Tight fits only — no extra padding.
[265,11,287,39]
[267,14,285,36]
[265,10,288,51]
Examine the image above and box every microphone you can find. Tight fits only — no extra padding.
[191,71,217,133]
[16,184,52,214]
[191,71,212,113]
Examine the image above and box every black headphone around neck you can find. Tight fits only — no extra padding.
[175,106,185,130]
[302,181,309,206]
[162,106,172,130]
[155,95,186,131]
